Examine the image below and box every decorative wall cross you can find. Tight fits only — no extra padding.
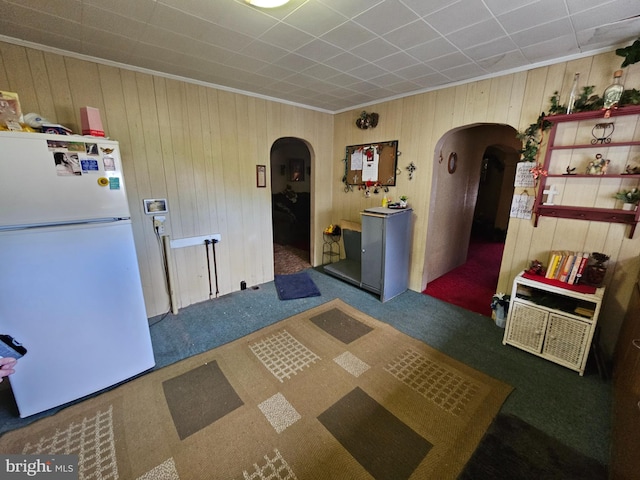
[406,162,416,180]
[543,185,559,205]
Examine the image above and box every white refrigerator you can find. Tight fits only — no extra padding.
[0,130,155,418]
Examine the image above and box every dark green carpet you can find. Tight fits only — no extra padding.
[0,268,611,475]
[460,413,607,479]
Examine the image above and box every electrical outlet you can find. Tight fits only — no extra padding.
[153,215,166,235]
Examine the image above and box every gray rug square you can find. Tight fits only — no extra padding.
[310,308,373,344]
[318,387,432,480]
[162,361,244,440]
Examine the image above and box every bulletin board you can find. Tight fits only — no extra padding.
[345,140,399,186]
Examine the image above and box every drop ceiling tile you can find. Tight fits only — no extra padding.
[497,0,569,34]
[295,39,344,62]
[477,50,528,72]
[81,27,139,57]
[325,72,361,87]
[405,37,457,62]
[399,0,459,18]
[3,3,81,38]
[423,0,492,35]
[283,1,348,37]
[6,25,82,54]
[254,63,297,80]
[353,0,420,35]
[6,0,83,22]
[347,63,388,79]
[368,72,406,87]
[220,52,271,73]
[199,26,255,53]
[446,18,505,50]
[570,2,640,30]
[383,20,440,50]
[410,72,450,88]
[565,0,620,14]
[521,33,580,62]
[148,3,213,39]
[300,63,343,80]
[481,0,538,16]
[323,51,369,71]
[440,62,486,81]
[510,18,574,48]
[320,21,377,50]
[273,52,317,71]
[83,0,158,22]
[347,81,389,95]
[463,36,519,61]
[374,51,420,71]
[241,40,289,62]
[426,52,472,71]
[576,17,640,49]
[349,38,399,62]
[395,62,436,80]
[158,0,238,25]
[386,79,423,94]
[259,22,315,51]
[139,25,212,59]
[319,0,384,19]
[82,4,150,40]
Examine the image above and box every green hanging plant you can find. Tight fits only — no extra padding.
[516,113,552,162]
[548,86,602,114]
[616,38,640,67]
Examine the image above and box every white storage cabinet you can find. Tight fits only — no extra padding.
[503,272,604,375]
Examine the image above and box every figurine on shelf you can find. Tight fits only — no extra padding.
[624,164,640,175]
[587,154,610,175]
[564,166,576,175]
[526,259,546,276]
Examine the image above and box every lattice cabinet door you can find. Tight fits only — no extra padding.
[542,313,591,370]
[504,301,548,354]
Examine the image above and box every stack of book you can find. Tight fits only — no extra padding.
[545,251,590,285]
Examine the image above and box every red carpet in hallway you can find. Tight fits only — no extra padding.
[423,240,504,317]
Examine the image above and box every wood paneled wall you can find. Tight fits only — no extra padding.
[2,39,638,356]
[333,51,640,357]
[0,41,334,318]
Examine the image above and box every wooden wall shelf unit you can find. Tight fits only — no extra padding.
[534,105,640,238]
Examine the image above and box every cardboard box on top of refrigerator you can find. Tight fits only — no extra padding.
[81,106,104,137]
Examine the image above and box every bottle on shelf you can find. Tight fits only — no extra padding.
[566,73,580,114]
[603,70,624,110]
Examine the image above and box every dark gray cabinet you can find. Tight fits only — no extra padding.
[361,207,412,302]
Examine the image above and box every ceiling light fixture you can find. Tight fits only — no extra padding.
[245,0,290,8]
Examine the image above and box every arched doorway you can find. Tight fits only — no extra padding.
[270,137,312,275]
[423,124,521,315]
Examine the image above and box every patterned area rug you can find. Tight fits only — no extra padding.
[0,300,512,480]
[273,243,310,275]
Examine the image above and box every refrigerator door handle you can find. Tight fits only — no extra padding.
[0,217,131,232]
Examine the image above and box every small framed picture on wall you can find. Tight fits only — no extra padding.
[143,198,168,215]
[289,158,304,182]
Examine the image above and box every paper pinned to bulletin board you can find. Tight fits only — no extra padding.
[510,192,535,219]
[514,161,536,187]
